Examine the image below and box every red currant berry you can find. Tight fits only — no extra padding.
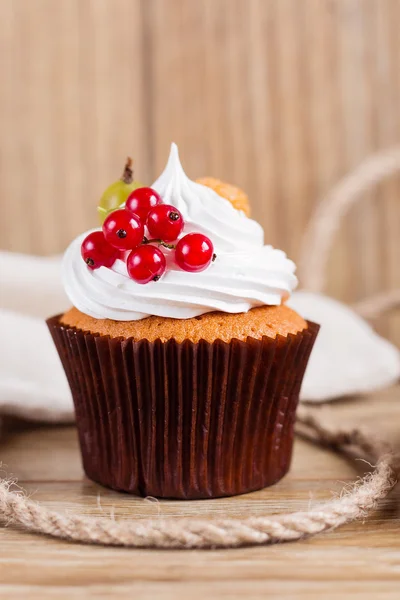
[175,233,215,273]
[102,209,144,250]
[125,187,161,221]
[147,204,184,242]
[127,245,166,284]
[81,231,119,270]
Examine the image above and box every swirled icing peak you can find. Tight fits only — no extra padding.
[151,143,263,252]
[62,143,298,321]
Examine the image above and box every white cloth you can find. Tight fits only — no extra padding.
[1,252,399,422]
[288,292,400,402]
[0,252,72,422]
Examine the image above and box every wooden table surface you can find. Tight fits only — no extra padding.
[0,385,399,599]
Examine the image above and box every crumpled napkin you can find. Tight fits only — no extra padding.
[288,292,400,402]
[0,252,71,422]
[1,252,399,422]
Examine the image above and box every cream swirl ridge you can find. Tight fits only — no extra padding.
[62,143,298,321]
[63,233,297,320]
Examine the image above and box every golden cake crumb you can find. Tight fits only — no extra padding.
[196,177,250,216]
[60,304,307,344]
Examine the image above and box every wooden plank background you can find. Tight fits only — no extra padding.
[0,0,399,344]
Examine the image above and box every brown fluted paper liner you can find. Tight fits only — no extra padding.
[47,316,319,499]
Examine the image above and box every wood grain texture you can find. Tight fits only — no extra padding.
[0,0,399,343]
[0,385,399,599]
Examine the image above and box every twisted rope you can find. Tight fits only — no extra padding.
[299,146,400,298]
[1,408,398,549]
[353,289,400,319]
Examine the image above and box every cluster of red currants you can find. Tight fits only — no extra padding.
[81,187,215,284]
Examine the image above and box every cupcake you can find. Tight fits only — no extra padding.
[48,143,319,499]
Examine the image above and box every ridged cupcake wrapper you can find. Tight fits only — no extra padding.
[47,316,319,499]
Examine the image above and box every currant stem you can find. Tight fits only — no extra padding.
[121,157,133,184]
[142,236,175,250]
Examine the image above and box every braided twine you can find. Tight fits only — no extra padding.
[1,148,400,549]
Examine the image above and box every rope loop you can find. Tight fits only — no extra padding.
[299,147,400,312]
[1,409,398,549]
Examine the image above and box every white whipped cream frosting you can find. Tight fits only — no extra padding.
[62,143,298,321]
